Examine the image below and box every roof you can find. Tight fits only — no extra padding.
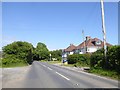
[77,37,112,49]
[64,44,76,52]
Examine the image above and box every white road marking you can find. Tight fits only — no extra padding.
[42,65,47,67]
[47,67,53,70]
[56,72,70,81]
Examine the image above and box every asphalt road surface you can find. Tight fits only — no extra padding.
[3,61,119,88]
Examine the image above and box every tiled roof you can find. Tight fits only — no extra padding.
[77,37,112,49]
[64,44,76,52]
[64,37,112,52]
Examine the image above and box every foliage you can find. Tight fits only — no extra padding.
[67,54,78,64]
[89,68,119,80]
[67,54,90,65]
[90,46,120,73]
[50,49,62,61]
[107,45,120,73]
[90,52,104,69]
[0,59,2,67]
[33,42,49,60]
[2,41,33,65]
[2,57,27,67]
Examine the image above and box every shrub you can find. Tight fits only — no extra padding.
[107,46,120,73]
[67,54,79,64]
[90,45,120,73]
[90,53,104,69]
[67,54,90,65]
[2,41,33,64]
[2,57,26,67]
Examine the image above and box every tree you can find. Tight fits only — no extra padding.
[33,42,49,60]
[50,49,62,61]
[2,41,34,64]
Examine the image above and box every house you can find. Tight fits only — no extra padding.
[62,36,112,60]
[64,44,76,55]
[62,44,76,62]
[76,36,112,54]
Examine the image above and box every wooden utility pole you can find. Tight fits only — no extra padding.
[101,0,107,57]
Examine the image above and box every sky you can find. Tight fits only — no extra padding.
[2,2,118,51]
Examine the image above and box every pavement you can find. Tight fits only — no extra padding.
[2,61,119,88]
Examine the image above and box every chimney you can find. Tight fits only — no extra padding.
[70,44,73,46]
[86,36,91,41]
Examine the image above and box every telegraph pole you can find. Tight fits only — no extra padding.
[101,0,107,58]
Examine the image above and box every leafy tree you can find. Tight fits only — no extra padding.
[50,49,62,61]
[2,41,33,64]
[33,42,49,60]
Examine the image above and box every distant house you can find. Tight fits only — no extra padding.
[62,44,76,61]
[64,44,76,55]
[62,36,112,60]
[76,36,112,54]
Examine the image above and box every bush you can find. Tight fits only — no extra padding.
[90,53,104,69]
[2,41,33,64]
[107,46,120,73]
[2,57,27,67]
[90,45,120,73]
[67,54,79,64]
[67,54,90,65]
[57,57,62,61]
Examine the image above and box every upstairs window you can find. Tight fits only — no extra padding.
[96,40,101,45]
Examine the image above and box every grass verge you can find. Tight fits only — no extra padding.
[1,58,28,68]
[47,61,61,64]
[88,68,119,80]
[62,64,75,67]
[2,63,28,68]
[0,59,2,68]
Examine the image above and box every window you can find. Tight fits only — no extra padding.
[96,40,101,45]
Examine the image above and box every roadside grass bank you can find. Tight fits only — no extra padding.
[2,63,28,68]
[46,60,61,64]
[0,59,2,68]
[88,68,119,80]
[49,61,119,80]
[66,63,119,80]
[1,58,28,68]
[62,64,74,67]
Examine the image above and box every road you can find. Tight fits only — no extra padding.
[3,61,119,88]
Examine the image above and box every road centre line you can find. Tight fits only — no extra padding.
[56,72,70,81]
[42,65,47,67]
[47,67,53,70]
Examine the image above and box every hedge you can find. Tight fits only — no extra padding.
[67,54,90,65]
[90,45,120,73]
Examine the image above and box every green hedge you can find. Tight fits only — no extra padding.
[67,54,79,64]
[90,45,120,73]
[107,46,120,72]
[67,54,90,66]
